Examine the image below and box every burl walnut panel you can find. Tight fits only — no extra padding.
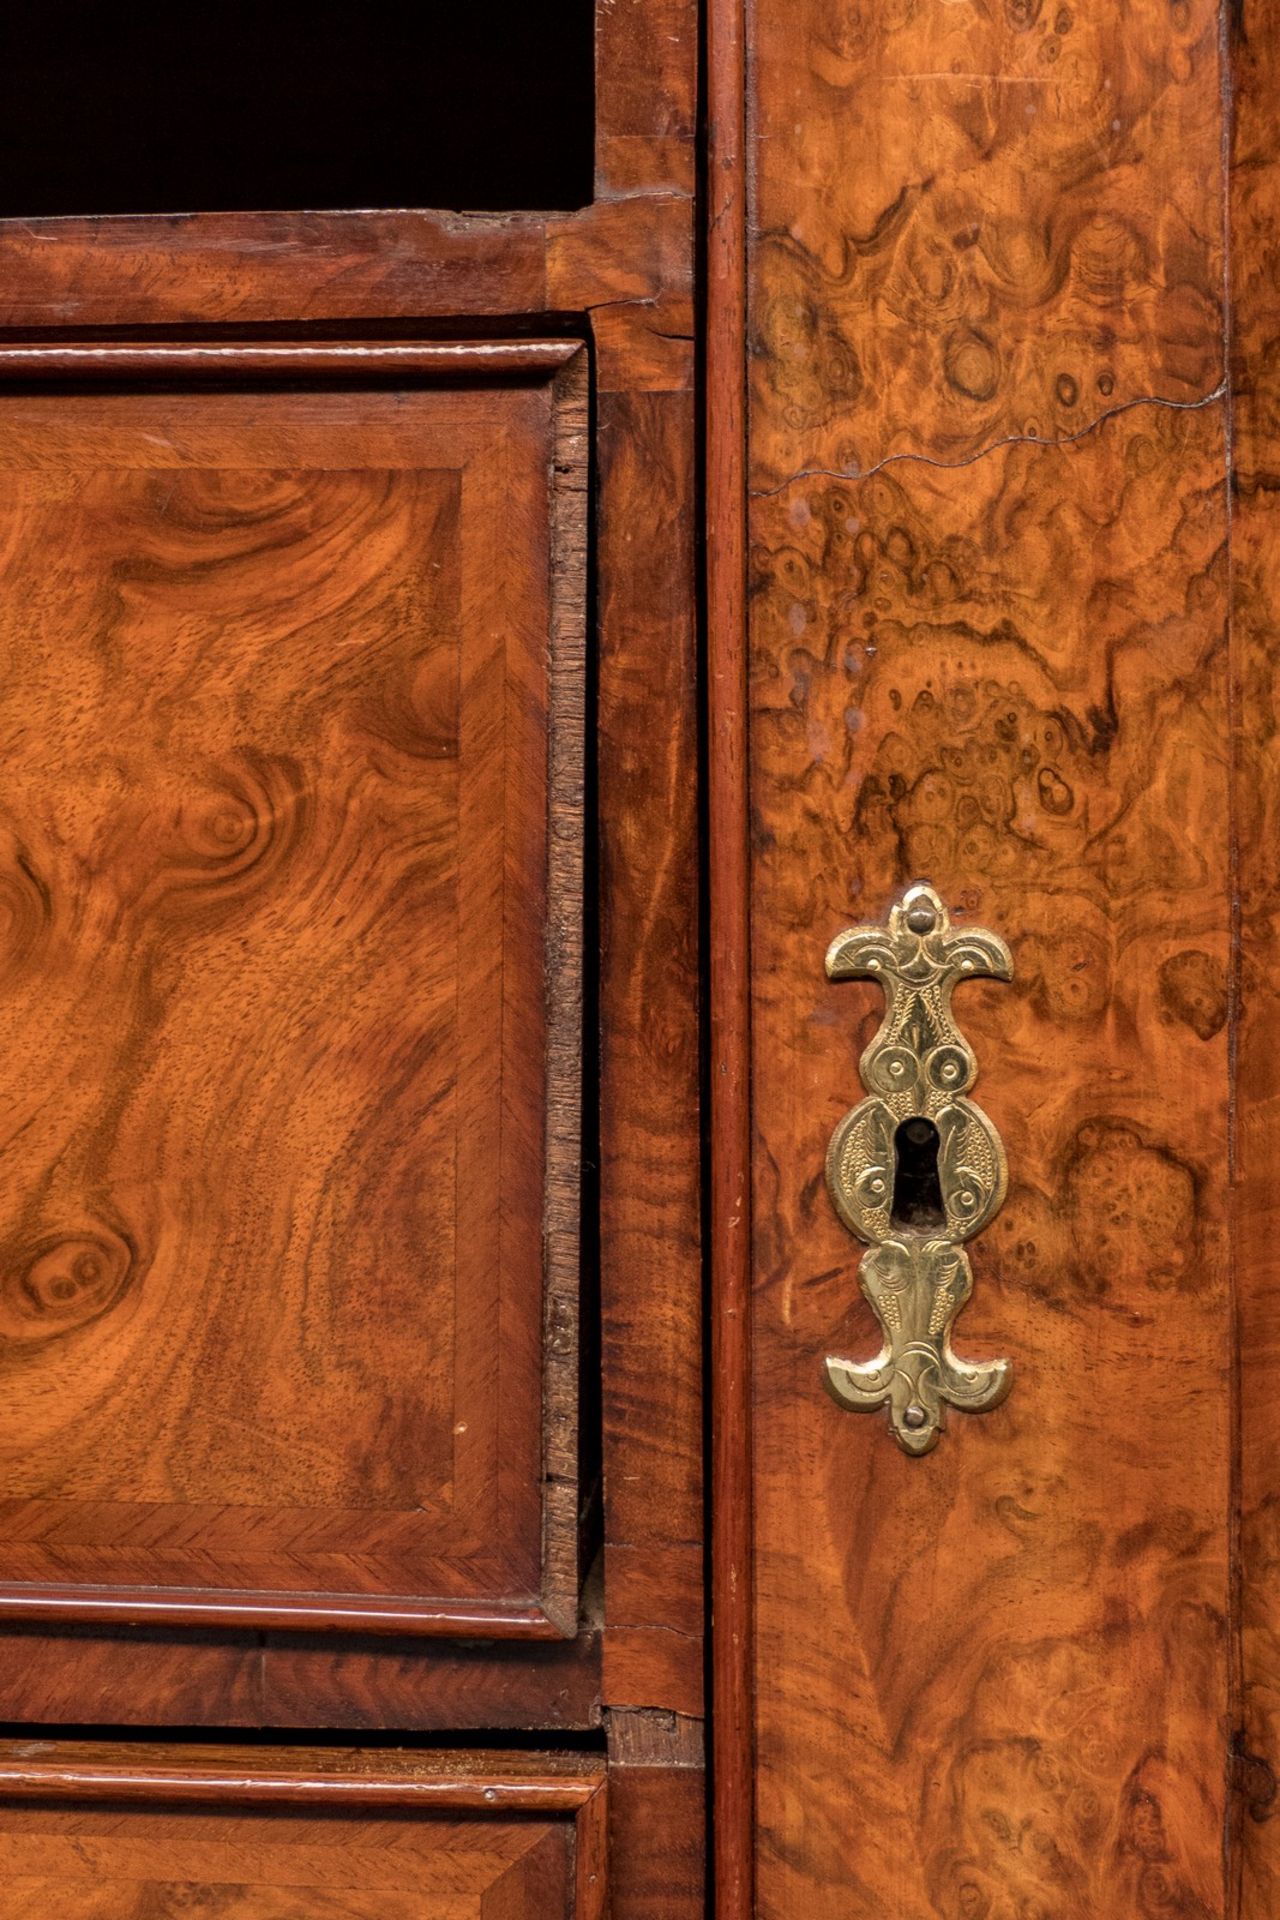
[747,0,1235,1904]
[749,413,1231,1918]
[750,0,1225,488]
[1232,0,1280,1902]
[0,348,586,1635]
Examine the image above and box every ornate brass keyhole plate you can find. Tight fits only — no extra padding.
[822,883,1013,1455]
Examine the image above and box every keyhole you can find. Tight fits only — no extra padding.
[891,1117,945,1228]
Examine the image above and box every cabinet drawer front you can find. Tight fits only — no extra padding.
[0,343,586,1636]
[0,1742,605,1918]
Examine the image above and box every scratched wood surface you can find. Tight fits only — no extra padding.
[1232,0,1280,1903]
[747,0,1234,1909]
[0,372,584,1630]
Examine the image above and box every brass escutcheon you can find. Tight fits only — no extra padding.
[822,882,1013,1455]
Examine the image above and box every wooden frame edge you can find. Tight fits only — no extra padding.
[0,1741,605,1811]
[575,1779,611,1920]
[0,1587,572,1639]
[0,341,581,379]
[542,345,592,1637]
[707,0,754,1909]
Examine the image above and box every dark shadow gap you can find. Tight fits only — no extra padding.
[0,1722,608,1753]
[0,0,594,218]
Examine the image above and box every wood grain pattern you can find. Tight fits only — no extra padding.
[607,1710,706,1920]
[0,1743,605,1919]
[597,391,704,1721]
[748,409,1233,1917]
[707,0,756,1905]
[0,204,680,334]
[258,1625,604,1733]
[584,0,704,1818]
[596,0,697,142]
[0,353,585,1636]
[745,0,1237,1908]
[750,0,1225,486]
[1231,0,1280,1905]
[0,1621,604,1731]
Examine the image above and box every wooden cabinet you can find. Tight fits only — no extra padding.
[707,0,1280,1911]
[13,0,1280,1912]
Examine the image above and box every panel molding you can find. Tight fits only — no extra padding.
[0,1741,605,1810]
[0,341,588,1640]
[0,341,581,382]
[0,1742,608,1920]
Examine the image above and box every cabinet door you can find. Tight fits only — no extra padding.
[708,0,1280,1907]
[0,1743,605,1918]
[0,343,585,1638]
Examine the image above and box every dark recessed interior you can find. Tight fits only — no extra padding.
[0,0,595,218]
[891,1117,946,1229]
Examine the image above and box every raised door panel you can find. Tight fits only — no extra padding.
[0,1743,606,1919]
[0,342,586,1637]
